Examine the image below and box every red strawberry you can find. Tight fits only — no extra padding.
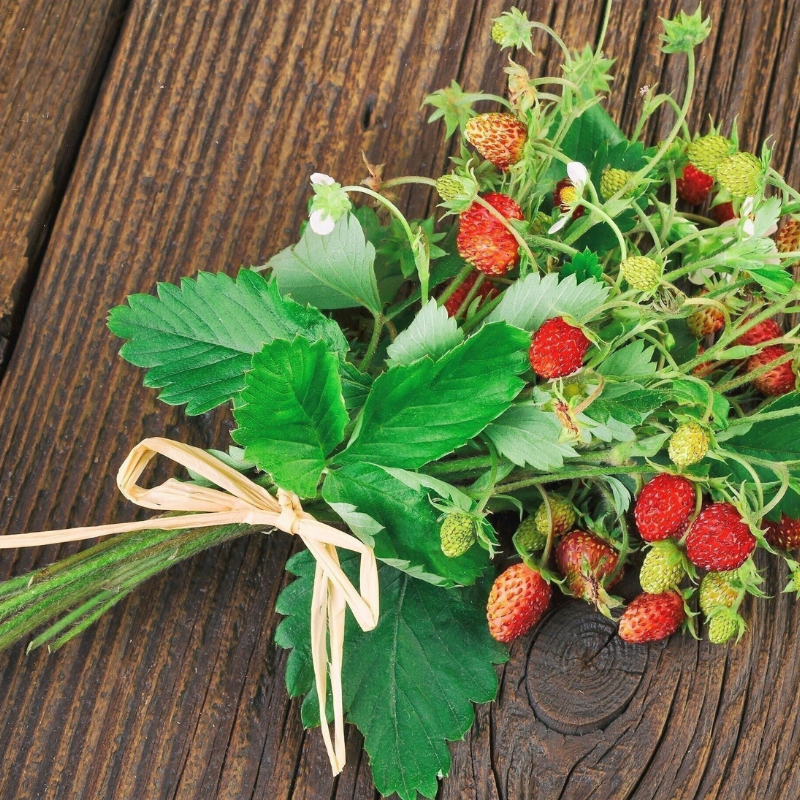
[555,530,621,604]
[456,192,524,276]
[711,201,735,224]
[553,178,584,219]
[692,345,715,377]
[634,474,696,542]
[677,164,714,205]
[486,563,551,643]
[764,514,800,550]
[747,345,795,396]
[529,317,591,379]
[442,272,498,317]
[464,112,527,170]
[618,591,685,644]
[685,502,755,571]
[735,316,782,347]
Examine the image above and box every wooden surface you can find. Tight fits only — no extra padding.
[2,0,800,797]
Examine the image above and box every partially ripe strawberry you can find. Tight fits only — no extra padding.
[465,112,527,170]
[776,218,800,267]
[618,591,685,644]
[487,563,551,643]
[711,201,735,224]
[442,272,498,317]
[634,473,696,542]
[735,316,782,347]
[698,571,738,614]
[763,515,800,550]
[685,503,755,571]
[747,345,795,396]
[555,530,621,603]
[529,317,590,379]
[687,301,725,339]
[457,192,524,276]
[677,164,714,205]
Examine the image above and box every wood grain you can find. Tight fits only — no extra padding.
[0,0,129,369]
[3,0,800,798]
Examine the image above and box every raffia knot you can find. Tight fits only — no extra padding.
[0,437,379,777]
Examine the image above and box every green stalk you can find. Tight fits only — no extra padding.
[0,523,258,653]
[493,464,654,495]
[359,314,385,372]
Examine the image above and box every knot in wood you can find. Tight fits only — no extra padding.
[526,602,647,735]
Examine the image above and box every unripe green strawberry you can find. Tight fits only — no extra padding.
[436,174,465,201]
[668,422,709,467]
[514,516,547,553]
[440,513,477,558]
[707,610,741,645]
[620,256,661,292]
[599,167,633,200]
[639,541,686,594]
[490,19,506,44]
[698,571,738,614]
[715,152,761,197]
[686,134,733,175]
[534,495,576,538]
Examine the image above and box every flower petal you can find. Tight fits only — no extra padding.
[548,216,569,234]
[310,209,336,235]
[567,161,589,188]
[310,173,335,186]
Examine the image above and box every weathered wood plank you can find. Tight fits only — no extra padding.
[3,0,800,798]
[0,0,129,370]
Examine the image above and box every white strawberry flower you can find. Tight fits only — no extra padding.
[309,173,351,235]
[548,162,589,234]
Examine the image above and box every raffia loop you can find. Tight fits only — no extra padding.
[0,437,380,775]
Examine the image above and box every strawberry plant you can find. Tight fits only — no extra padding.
[4,4,800,799]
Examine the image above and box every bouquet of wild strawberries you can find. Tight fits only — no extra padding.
[3,4,800,799]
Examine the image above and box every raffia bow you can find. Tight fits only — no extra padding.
[0,437,380,775]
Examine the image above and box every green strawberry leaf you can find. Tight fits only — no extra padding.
[484,405,578,471]
[748,266,795,295]
[597,340,657,378]
[386,299,464,367]
[275,550,507,800]
[322,462,489,586]
[340,361,373,412]
[268,213,383,315]
[483,273,608,332]
[585,383,669,426]
[666,318,700,365]
[558,102,626,169]
[336,322,529,469]
[560,248,602,283]
[670,379,730,430]
[713,393,800,517]
[232,337,347,498]
[108,271,347,415]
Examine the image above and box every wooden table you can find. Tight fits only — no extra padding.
[2,1,800,797]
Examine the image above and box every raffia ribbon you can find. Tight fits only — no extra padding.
[0,437,379,775]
